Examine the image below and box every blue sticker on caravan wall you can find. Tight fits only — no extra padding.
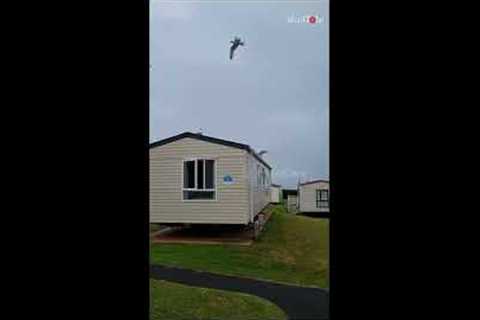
[223,174,234,185]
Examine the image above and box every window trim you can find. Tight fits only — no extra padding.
[181,158,217,201]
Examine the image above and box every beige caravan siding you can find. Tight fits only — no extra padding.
[299,181,329,213]
[150,137,250,224]
[247,154,271,221]
[270,186,281,203]
[287,195,298,213]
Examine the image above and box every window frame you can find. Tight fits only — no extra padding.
[256,164,270,190]
[316,189,329,208]
[261,167,265,187]
[257,164,261,187]
[182,158,217,201]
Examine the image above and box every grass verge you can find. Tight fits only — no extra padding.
[150,279,287,320]
[150,205,329,288]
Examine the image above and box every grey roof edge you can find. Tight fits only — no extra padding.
[299,179,329,186]
[150,132,272,170]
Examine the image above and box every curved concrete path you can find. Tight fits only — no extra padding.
[150,265,329,320]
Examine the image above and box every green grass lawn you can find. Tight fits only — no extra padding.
[150,224,162,233]
[150,279,287,320]
[150,205,329,288]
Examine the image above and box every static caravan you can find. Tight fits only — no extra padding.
[282,189,298,201]
[298,180,329,213]
[270,184,282,204]
[150,132,272,226]
[287,194,298,213]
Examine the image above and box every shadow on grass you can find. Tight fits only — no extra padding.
[154,224,253,242]
[296,212,330,219]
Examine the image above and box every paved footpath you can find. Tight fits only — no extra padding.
[150,265,329,320]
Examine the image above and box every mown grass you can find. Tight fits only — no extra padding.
[150,224,162,233]
[150,279,287,320]
[150,205,329,288]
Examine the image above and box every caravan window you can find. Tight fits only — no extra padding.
[257,165,261,186]
[183,159,216,200]
[316,189,329,208]
[183,161,195,189]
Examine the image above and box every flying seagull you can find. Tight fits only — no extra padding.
[229,37,244,60]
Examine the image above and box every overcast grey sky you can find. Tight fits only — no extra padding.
[150,0,329,188]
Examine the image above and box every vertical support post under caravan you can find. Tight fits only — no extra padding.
[252,212,265,240]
